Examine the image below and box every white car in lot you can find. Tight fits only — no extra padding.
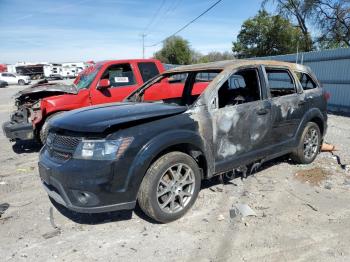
[0,72,31,85]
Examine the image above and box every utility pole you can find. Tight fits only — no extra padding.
[141,33,147,59]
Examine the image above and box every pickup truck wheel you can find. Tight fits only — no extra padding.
[39,112,63,144]
[138,152,201,223]
[18,79,25,85]
[291,122,321,164]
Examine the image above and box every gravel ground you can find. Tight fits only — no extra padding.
[0,83,350,261]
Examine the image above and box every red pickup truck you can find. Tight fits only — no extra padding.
[2,59,192,143]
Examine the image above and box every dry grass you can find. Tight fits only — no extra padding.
[294,167,332,186]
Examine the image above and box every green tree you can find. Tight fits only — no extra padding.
[262,0,315,51]
[154,36,193,65]
[232,10,311,58]
[314,0,350,48]
[197,51,235,63]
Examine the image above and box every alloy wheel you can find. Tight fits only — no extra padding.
[303,127,319,160]
[156,163,195,214]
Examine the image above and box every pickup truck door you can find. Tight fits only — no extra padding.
[90,63,141,105]
[263,67,305,147]
[211,67,273,173]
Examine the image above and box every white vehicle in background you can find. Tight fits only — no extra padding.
[0,72,31,85]
[61,66,76,79]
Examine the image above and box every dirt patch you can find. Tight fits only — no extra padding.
[294,167,332,186]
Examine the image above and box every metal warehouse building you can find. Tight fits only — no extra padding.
[259,47,350,113]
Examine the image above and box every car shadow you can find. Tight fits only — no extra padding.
[200,155,292,189]
[12,140,42,154]
[50,198,134,225]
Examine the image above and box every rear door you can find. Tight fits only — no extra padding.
[211,66,273,172]
[263,67,305,145]
[90,63,140,104]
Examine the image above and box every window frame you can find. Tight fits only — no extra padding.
[264,67,298,98]
[100,63,137,89]
[216,67,263,109]
[137,62,160,83]
[294,70,319,91]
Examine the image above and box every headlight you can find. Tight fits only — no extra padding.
[73,137,133,160]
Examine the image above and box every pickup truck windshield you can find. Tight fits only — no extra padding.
[75,64,102,90]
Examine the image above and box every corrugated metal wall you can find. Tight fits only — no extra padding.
[258,48,350,113]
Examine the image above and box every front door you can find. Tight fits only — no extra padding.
[212,67,273,173]
[90,63,140,105]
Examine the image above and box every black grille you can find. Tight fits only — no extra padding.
[46,132,82,161]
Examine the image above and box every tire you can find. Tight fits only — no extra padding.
[18,79,25,85]
[291,122,321,164]
[39,112,64,144]
[138,151,201,223]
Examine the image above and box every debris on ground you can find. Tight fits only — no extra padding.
[321,143,336,152]
[304,203,318,212]
[217,214,225,221]
[42,229,61,239]
[294,168,332,186]
[324,182,333,190]
[0,203,10,218]
[230,204,257,219]
[330,152,350,171]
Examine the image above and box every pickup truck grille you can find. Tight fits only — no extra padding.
[46,133,82,161]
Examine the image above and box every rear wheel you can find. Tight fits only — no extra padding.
[18,79,25,85]
[138,152,201,223]
[291,122,321,164]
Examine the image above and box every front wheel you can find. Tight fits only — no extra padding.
[291,122,321,164]
[18,79,25,85]
[138,152,201,223]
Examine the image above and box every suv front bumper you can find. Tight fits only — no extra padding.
[2,121,34,141]
[38,148,136,213]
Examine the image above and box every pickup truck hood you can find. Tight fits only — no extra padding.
[50,102,187,133]
[15,82,78,100]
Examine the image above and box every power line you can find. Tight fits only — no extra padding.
[143,0,166,34]
[145,0,224,47]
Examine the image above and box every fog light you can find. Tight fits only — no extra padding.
[77,192,89,205]
[71,190,99,206]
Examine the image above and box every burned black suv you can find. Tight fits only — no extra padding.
[39,60,327,223]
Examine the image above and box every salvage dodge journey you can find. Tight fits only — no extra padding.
[39,60,327,223]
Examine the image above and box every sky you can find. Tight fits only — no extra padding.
[0,0,266,64]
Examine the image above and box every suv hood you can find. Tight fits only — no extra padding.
[50,102,187,133]
[15,82,77,100]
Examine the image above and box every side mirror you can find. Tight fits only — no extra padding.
[97,79,110,90]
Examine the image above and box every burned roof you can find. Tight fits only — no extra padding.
[165,59,310,73]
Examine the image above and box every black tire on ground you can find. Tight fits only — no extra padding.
[291,122,321,164]
[138,151,201,223]
[39,112,64,144]
[18,79,25,85]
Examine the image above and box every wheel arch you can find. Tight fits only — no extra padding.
[125,130,213,200]
[295,108,326,143]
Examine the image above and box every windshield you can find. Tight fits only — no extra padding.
[127,70,221,106]
[75,64,102,90]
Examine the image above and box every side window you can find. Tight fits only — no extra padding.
[266,69,296,97]
[138,62,160,82]
[295,71,317,90]
[102,63,136,88]
[218,68,261,108]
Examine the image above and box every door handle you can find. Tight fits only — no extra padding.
[298,100,306,106]
[257,108,269,115]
